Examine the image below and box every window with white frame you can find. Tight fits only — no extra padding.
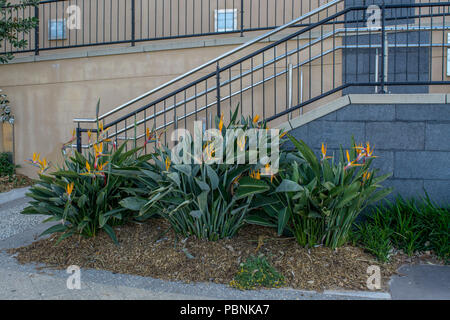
[215,9,238,32]
[48,19,67,40]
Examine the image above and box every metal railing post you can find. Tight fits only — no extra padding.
[131,0,136,46]
[34,4,39,56]
[379,3,386,93]
[76,127,82,153]
[240,0,244,37]
[216,62,221,117]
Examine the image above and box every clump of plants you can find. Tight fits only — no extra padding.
[246,136,392,249]
[352,223,394,263]
[0,152,16,177]
[119,107,278,241]
[353,195,449,263]
[230,255,285,290]
[22,105,153,243]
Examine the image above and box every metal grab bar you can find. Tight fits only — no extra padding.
[73,0,343,123]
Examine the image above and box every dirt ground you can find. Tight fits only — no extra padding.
[0,174,33,193]
[8,219,442,292]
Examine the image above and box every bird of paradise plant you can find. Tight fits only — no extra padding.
[22,100,154,244]
[245,136,392,249]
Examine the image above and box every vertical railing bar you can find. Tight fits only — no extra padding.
[131,0,135,45]
[251,57,254,118]
[164,100,167,145]
[320,23,323,94]
[273,46,277,115]
[240,0,244,36]
[34,4,39,55]
[184,90,187,128]
[162,0,165,37]
[144,108,147,154]
[205,78,209,130]
[96,0,99,43]
[441,5,445,80]
[76,125,82,153]
[380,3,386,93]
[174,95,178,130]
[124,118,128,151]
[262,51,266,119]
[229,68,232,109]
[216,62,221,117]
[239,62,243,116]
[195,84,198,121]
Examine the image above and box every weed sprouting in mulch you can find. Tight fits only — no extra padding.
[230,255,285,290]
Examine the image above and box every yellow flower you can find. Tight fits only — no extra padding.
[365,142,377,158]
[93,142,103,157]
[363,171,371,181]
[66,182,74,197]
[86,161,91,173]
[250,170,261,180]
[237,136,246,151]
[253,114,260,124]
[32,152,40,163]
[218,114,224,131]
[321,143,332,160]
[37,157,49,174]
[165,157,171,171]
[280,132,287,139]
[87,130,92,140]
[97,162,108,171]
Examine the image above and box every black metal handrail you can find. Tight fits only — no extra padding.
[69,1,450,152]
[3,0,343,55]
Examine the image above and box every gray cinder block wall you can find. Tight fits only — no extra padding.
[287,101,450,206]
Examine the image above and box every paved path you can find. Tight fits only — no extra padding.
[390,265,450,300]
[0,196,448,300]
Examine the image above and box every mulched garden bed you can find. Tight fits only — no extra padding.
[7,218,443,292]
[0,174,33,193]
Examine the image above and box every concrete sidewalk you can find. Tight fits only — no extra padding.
[0,197,448,300]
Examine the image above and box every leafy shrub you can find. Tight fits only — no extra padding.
[0,152,16,177]
[355,195,449,262]
[246,136,392,249]
[119,108,276,240]
[229,255,285,290]
[22,121,152,243]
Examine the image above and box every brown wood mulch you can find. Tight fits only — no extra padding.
[0,174,33,193]
[7,218,442,292]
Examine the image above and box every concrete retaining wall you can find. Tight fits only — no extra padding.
[285,94,450,205]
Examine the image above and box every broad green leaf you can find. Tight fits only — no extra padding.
[119,197,148,211]
[276,179,303,193]
[40,224,68,237]
[235,177,270,199]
